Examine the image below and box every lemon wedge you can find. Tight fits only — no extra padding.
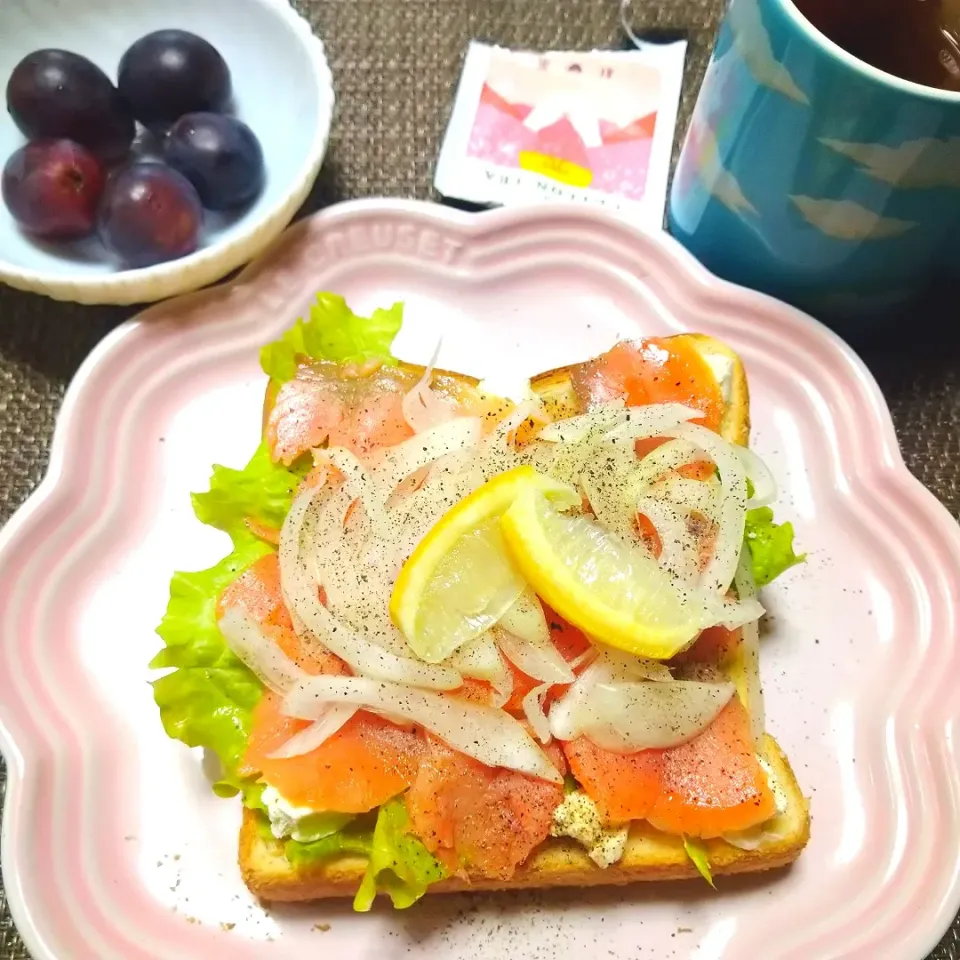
[500,487,713,659]
[390,466,579,663]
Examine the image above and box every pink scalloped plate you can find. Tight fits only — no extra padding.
[1,199,959,960]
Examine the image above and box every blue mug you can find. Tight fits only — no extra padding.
[668,0,960,317]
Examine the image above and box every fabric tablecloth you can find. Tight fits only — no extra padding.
[1,1,958,956]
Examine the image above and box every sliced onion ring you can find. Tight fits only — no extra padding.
[540,401,700,445]
[665,422,747,596]
[279,481,462,690]
[401,341,453,433]
[522,683,553,744]
[569,647,599,673]
[585,647,673,683]
[649,474,718,516]
[497,587,549,645]
[370,417,483,496]
[278,481,324,636]
[217,608,307,695]
[284,675,563,783]
[579,469,641,545]
[735,444,778,507]
[291,580,462,690]
[698,592,765,631]
[488,399,541,447]
[496,589,574,683]
[537,401,627,444]
[635,495,700,585]
[633,438,703,486]
[267,704,358,759]
[497,628,575,685]
[324,447,389,529]
[451,632,514,708]
[602,404,705,442]
[549,673,735,753]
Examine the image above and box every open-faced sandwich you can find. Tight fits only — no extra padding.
[151,293,808,910]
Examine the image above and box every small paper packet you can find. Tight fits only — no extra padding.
[435,41,687,229]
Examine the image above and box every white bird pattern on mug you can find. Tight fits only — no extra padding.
[789,196,918,240]
[727,0,810,105]
[819,136,960,189]
[698,123,758,215]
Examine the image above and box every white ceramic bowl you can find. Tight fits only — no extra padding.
[0,0,334,304]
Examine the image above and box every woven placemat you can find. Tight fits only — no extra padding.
[1,1,958,957]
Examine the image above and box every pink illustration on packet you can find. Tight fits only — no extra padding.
[466,51,661,201]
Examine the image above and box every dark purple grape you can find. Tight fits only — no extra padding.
[98,162,202,267]
[5,49,135,161]
[2,139,105,239]
[163,112,263,211]
[118,30,231,127]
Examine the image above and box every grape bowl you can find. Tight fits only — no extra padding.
[0,0,333,304]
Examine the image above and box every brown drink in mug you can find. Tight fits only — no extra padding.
[669,0,960,318]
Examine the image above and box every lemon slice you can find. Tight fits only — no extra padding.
[500,487,712,659]
[391,466,579,663]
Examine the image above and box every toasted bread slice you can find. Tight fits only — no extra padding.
[244,334,807,902]
[241,735,808,900]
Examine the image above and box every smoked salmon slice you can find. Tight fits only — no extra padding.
[563,736,661,823]
[241,694,424,814]
[406,733,566,880]
[267,337,722,468]
[265,359,515,466]
[217,552,346,676]
[222,555,422,814]
[266,360,419,466]
[239,690,308,778]
[543,606,594,662]
[569,337,724,433]
[648,698,776,837]
[217,552,293,631]
[563,698,775,838]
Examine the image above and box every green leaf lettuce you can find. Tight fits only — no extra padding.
[744,506,805,587]
[354,797,446,911]
[150,443,308,796]
[284,818,375,870]
[151,292,406,799]
[191,441,306,538]
[683,836,715,888]
[279,797,445,912]
[260,292,404,385]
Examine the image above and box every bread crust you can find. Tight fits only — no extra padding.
[244,334,807,903]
